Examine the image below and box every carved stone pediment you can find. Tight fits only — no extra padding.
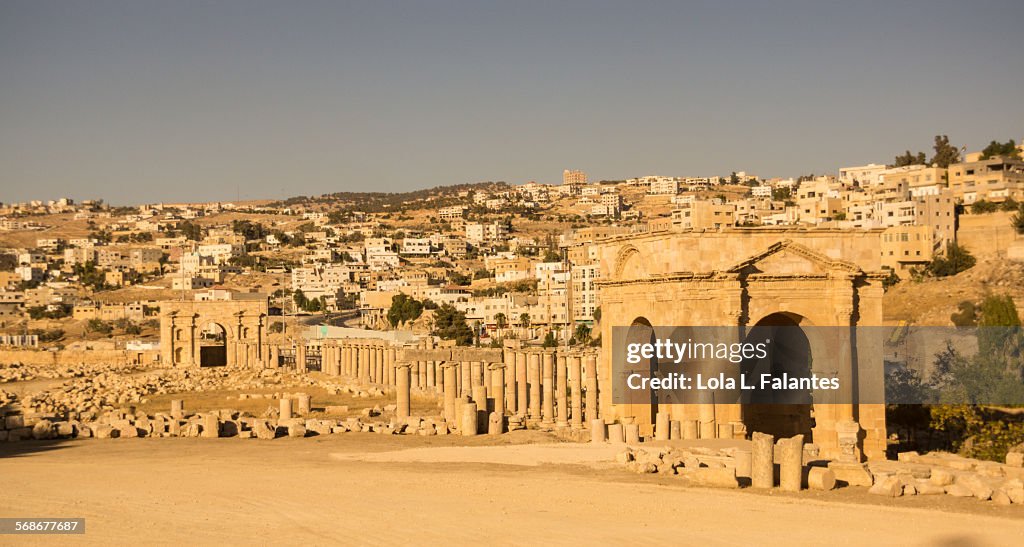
[728,240,862,277]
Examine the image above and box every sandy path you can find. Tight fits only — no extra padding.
[1,436,1022,546]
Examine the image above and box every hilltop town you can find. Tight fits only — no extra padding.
[2,137,1023,353]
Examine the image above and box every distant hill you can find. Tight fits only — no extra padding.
[269,181,511,212]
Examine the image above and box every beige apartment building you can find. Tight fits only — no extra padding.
[881,225,934,274]
[948,158,1024,203]
[881,165,947,197]
[671,200,737,230]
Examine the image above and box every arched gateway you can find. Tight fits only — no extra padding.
[595,228,889,461]
[160,296,269,368]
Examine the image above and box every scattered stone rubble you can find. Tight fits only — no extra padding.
[18,368,390,419]
[611,440,1024,505]
[0,362,143,383]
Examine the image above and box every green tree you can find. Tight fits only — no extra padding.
[387,294,424,327]
[231,219,269,241]
[494,312,507,334]
[980,139,1021,160]
[542,331,558,348]
[432,304,473,345]
[178,221,203,241]
[86,318,112,335]
[893,150,926,167]
[574,324,592,345]
[925,242,976,277]
[930,135,960,168]
[293,289,309,312]
[977,294,1022,360]
[771,187,792,201]
[1012,203,1024,235]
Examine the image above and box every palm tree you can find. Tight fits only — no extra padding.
[519,312,531,338]
[494,313,507,340]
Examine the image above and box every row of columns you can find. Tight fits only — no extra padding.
[391,348,600,428]
[319,341,397,384]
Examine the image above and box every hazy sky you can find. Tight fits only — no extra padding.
[2,1,1022,205]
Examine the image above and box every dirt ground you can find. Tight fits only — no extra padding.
[1,434,1022,546]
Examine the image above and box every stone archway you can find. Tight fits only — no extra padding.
[624,317,658,426]
[199,322,228,367]
[595,232,889,460]
[741,312,814,439]
[160,297,269,368]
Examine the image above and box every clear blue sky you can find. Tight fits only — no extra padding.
[2,1,1022,205]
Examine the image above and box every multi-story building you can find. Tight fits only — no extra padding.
[400,238,433,256]
[839,163,888,187]
[196,243,244,265]
[880,225,935,274]
[672,200,737,230]
[438,205,467,220]
[465,222,508,244]
[534,262,570,330]
[570,262,599,324]
[648,178,680,195]
[563,169,587,186]
[948,158,1024,203]
[881,165,947,198]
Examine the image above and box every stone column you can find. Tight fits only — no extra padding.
[655,411,670,441]
[625,423,641,444]
[461,402,478,436]
[471,361,482,389]
[297,393,311,415]
[488,412,502,435]
[376,347,385,384]
[426,358,436,389]
[555,354,568,427]
[735,449,752,478]
[570,355,582,428]
[201,414,219,438]
[590,419,606,443]
[472,386,487,413]
[751,432,774,488]
[170,399,184,419]
[607,423,625,444]
[369,346,378,383]
[482,363,492,399]
[677,420,695,439]
[584,353,598,421]
[528,352,541,420]
[322,344,333,375]
[387,347,396,386]
[443,363,457,424]
[504,353,516,414]
[779,434,804,492]
[460,361,471,398]
[295,343,306,373]
[698,400,716,439]
[541,352,555,424]
[396,363,411,419]
[515,351,527,416]
[279,398,293,421]
[270,345,280,369]
[489,364,505,417]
